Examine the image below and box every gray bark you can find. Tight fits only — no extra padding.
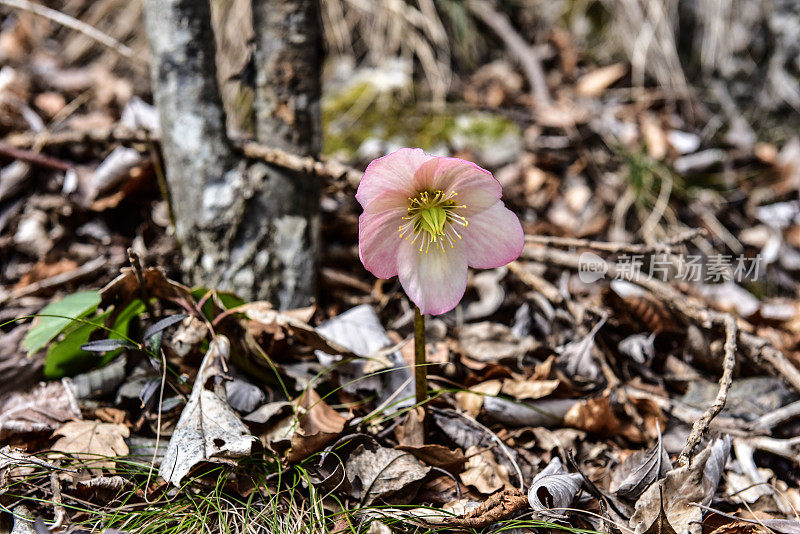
[143,0,320,308]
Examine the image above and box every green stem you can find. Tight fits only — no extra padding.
[413,305,428,408]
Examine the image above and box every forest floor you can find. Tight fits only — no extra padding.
[3,1,800,534]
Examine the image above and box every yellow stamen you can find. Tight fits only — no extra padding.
[398,189,468,254]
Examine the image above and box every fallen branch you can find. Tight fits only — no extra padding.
[443,488,529,528]
[678,314,737,465]
[239,141,362,188]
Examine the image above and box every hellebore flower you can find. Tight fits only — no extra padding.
[357,148,524,315]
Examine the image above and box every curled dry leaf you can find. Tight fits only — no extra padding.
[51,420,130,472]
[0,380,81,439]
[458,322,537,363]
[160,336,255,486]
[528,457,583,517]
[286,389,346,463]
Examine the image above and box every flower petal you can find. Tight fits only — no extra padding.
[356,148,435,209]
[359,208,405,278]
[412,157,501,212]
[463,201,524,269]
[397,240,468,315]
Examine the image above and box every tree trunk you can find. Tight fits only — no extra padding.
[143,0,321,308]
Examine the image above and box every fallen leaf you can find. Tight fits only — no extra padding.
[395,444,467,474]
[641,487,679,534]
[576,63,628,97]
[318,434,430,504]
[612,423,672,499]
[455,379,502,417]
[556,318,605,380]
[51,420,129,472]
[630,438,731,534]
[460,446,511,494]
[0,380,81,439]
[287,389,347,463]
[563,395,621,434]
[483,396,578,427]
[527,457,583,517]
[159,336,255,486]
[500,378,560,400]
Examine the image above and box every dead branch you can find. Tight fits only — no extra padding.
[0,141,74,172]
[239,141,362,188]
[678,314,737,465]
[443,488,530,528]
[467,0,551,108]
[0,0,142,64]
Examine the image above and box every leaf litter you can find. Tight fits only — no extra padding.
[5,3,800,533]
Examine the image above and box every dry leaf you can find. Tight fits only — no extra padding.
[576,63,628,97]
[160,336,255,486]
[460,446,511,494]
[455,379,502,417]
[563,395,621,434]
[51,420,129,472]
[527,457,583,517]
[287,388,347,463]
[0,380,81,439]
[500,378,559,400]
[612,424,672,499]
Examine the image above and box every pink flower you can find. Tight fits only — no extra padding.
[357,148,524,315]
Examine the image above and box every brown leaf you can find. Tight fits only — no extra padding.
[396,444,467,474]
[500,378,559,400]
[52,420,130,472]
[455,379,502,418]
[100,267,196,324]
[287,388,347,463]
[394,407,425,447]
[0,380,81,439]
[459,446,511,494]
[563,395,621,434]
[576,63,628,97]
[641,487,679,534]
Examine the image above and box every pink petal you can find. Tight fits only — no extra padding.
[359,208,405,279]
[463,201,524,269]
[397,239,468,315]
[356,148,435,209]
[412,157,501,212]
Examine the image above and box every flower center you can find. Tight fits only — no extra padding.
[399,189,468,253]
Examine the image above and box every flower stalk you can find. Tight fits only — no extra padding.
[413,304,428,409]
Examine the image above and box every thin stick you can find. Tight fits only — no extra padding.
[0,141,73,171]
[413,305,428,411]
[0,0,142,63]
[678,314,737,465]
[525,228,705,255]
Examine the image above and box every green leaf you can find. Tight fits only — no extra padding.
[23,291,101,355]
[44,311,110,378]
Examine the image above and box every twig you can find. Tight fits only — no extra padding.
[0,141,73,171]
[127,248,154,319]
[0,256,109,304]
[467,0,551,108]
[507,260,563,304]
[443,488,529,528]
[750,399,800,431]
[524,228,705,255]
[239,141,363,187]
[678,314,737,465]
[49,464,66,529]
[0,0,142,63]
